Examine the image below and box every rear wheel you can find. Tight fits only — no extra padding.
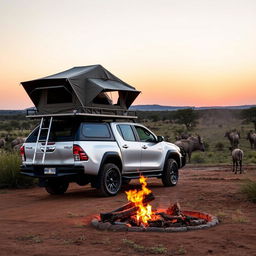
[98,163,122,196]
[45,180,69,195]
[162,159,179,187]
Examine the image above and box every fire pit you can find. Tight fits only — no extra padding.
[91,176,218,232]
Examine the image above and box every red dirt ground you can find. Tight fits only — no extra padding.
[0,166,256,256]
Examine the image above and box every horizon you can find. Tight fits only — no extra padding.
[1,103,256,111]
[1,0,256,109]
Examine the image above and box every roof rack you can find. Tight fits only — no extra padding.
[26,107,137,120]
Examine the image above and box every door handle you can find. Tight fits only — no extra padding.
[142,145,148,149]
[122,144,129,149]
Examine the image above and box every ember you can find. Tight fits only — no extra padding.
[95,176,219,232]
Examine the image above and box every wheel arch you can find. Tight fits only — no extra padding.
[98,152,123,174]
[163,150,181,170]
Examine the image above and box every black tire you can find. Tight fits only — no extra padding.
[45,180,69,195]
[162,159,179,187]
[98,163,122,197]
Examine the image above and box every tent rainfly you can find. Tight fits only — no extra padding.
[21,65,140,115]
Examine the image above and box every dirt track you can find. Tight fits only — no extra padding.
[1,166,256,256]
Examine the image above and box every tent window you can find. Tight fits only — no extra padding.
[93,92,112,105]
[47,88,72,104]
[92,91,119,105]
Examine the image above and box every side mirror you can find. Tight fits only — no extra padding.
[157,136,164,142]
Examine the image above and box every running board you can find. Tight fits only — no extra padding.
[122,172,162,179]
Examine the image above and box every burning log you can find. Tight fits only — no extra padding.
[167,202,182,216]
[100,192,155,222]
[101,206,138,223]
[148,219,165,227]
[157,212,185,221]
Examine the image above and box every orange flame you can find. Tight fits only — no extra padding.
[125,176,153,226]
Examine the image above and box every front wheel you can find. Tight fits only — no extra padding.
[98,163,122,197]
[162,159,179,187]
[45,180,69,195]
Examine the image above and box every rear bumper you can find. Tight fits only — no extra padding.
[20,165,84,178]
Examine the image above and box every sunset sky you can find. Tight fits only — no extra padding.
[0,0,256,109]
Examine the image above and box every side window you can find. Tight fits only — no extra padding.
[135,126,156,143]
[81,124,111,138]
[117,125,136,141]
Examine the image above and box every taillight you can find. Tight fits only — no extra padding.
[73,145,89,161]
[20,145,26,161]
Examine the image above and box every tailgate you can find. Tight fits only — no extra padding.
[24,141,74,165]
[24,119,79,165]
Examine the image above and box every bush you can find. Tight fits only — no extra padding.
[0,152,34,188]
[241,181,256,203]
[215,142,224,151]
[191,153,205,163]
[204,141,210,151]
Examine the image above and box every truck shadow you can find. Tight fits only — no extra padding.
[37,182,172,201]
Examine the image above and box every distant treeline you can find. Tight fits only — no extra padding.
[136,109,242,122]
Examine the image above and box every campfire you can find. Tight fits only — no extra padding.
[92,176,218,232]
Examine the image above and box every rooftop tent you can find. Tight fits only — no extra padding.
[21,65,140,115]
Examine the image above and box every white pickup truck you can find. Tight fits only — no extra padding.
[20,118,186,196]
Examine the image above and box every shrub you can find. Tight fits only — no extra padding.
[0,152,34,188]
[215,142,224,151]
[203,141,210,151]
[241,181,256,203]
[191,153,205,163]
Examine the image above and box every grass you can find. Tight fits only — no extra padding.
[66,212,84,218]
[122,239,167,254]
[91,238,111,245]
[175,245,187,255]
[61,235,87,245]
[241,180,256,203]
[231,209,249,223]
[16,234,42,243]
[0,152,34,188]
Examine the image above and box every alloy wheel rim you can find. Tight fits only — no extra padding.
[105,168,121,194]
[170,163,178,184]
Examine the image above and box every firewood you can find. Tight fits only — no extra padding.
[167,202,182,216]
[100,193,155,222]
[166,222,183,227]
[148,219,165,227]
[157,212,184,221]
[101,206,138,222]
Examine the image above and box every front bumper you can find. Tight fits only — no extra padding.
[20,165,84,178]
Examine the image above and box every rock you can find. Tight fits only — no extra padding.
[165,227,187,232]
[98,222,112,230]
[109,224,128,232]
[91,218,99,228]
[145,227,165,232]
[128,226,145,232]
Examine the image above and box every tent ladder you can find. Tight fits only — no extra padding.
[32,117,53,164]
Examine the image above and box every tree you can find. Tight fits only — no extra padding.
[173,108,199,130]
[241,107,256,130]
[150,114,160,122]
